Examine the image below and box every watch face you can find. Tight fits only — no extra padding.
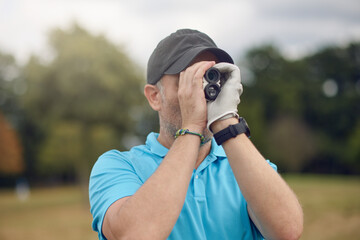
[239,117,247,127]
[239,117,251,137]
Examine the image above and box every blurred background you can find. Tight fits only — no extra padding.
[0,0,359,239]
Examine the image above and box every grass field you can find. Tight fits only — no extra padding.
[0,174,359,240]
[285,174,360,240]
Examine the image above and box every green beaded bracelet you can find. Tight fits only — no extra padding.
[174,129,205,144]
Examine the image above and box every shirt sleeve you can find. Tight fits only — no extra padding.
[266,159,278,172]
[89,150,143,240]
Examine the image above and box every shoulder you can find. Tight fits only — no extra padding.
[91,143,160,183]
[95,142,152,164]
[91,149,131,173]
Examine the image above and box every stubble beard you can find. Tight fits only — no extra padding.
[160,104,213,145]
[157,81,213,146]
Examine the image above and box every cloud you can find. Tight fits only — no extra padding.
[255,0,360,22]
[237,0,360,58]
[0,0,359,66]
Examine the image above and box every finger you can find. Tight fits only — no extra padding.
[178,62,201,92]
[213,62,237,73]
[187,61,215,88]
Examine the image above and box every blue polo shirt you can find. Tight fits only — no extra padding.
[89,132,277,240]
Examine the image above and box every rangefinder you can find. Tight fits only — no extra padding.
[203,67,222,101]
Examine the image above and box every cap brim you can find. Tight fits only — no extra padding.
[164,46,234,75]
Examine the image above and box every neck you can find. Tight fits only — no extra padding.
[157,124,176,149]
[157,127,212,169]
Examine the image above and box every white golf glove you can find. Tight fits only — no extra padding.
[207,63,243,131]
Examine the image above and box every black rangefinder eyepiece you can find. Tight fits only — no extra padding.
[204,67,221,101]
[205,68,221,82]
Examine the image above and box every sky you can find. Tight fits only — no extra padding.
[0,0,359,67]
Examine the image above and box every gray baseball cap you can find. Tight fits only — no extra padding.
[147,29,234,85]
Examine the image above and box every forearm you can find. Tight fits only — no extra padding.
[108,134,200,240]
[212,118,303,240]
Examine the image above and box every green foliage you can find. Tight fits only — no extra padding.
[266,115,316,172]
[21,24,146,181]
[23,25,144,127]
[240,43,360,173]
[0,51,26,176]
[0,51,22,123]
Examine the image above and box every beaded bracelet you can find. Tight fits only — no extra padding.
[174,129,205,144]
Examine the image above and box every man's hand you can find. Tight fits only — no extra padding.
[178,61,215,132]
[207,63,243,131]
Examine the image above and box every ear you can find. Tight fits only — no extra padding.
[144,84,162,111]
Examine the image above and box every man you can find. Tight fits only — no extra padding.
[89,29,303,240]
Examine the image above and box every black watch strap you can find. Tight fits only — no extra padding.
[213,117,250,145]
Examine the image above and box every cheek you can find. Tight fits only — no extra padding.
[161,94,181,118]
[165,98,180,114]
[163,89,179,109]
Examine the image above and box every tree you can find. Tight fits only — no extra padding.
[0,112,23,174]
[0,51,25,177]
[240,42,360,173]
[21,24,147,183]
[302,42,360,173]
[239,45,317,172]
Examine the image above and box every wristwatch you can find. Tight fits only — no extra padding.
[213,117,250,145]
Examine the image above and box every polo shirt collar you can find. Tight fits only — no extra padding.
[146,132,226,159]
[210,137,226,158]
[146,132,168,158]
